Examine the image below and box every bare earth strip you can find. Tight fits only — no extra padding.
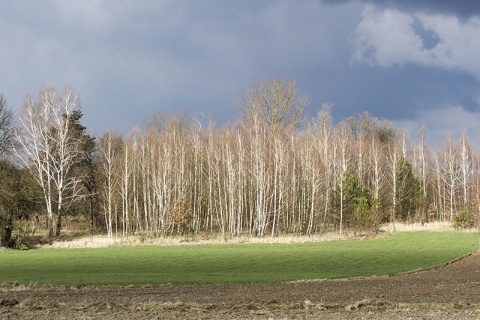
[1,251,480,319]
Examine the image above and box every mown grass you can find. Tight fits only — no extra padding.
[0,231,478,286]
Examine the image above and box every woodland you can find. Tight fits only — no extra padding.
[0,79,478,248]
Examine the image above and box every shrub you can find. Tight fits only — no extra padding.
[454,211,475,229]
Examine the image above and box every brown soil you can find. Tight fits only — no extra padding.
[1,252,480,319]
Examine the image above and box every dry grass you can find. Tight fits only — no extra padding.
[43,221,476,249]
[380,221,478,233]
[47,231,362,249]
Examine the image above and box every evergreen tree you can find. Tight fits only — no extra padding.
[65,110,100,232]
[332,171,376,230]
[395,157,421,221]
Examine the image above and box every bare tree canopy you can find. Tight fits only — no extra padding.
[239,79,310,129]
[142,109,188,133]
[343,112,399,144]
[15,86,84,236]
[0,94,14,158]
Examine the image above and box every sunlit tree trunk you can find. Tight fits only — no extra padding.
[459,131,473,211]
[370,136,383,213]
[336,124,350,236]
[139,134,150,234]
[236,128,247,236]
[100,130,120,239]
[387,140,400,231]
[16,86,83,237]
[413,126,429,221]
[271,131,287,236]
[433,151,445,221]
[313,106,333,231]
[122,140,130,237]
[189,123,204,234]
[443,137,460,222]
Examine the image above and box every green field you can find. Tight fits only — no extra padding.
[1,232,478,286]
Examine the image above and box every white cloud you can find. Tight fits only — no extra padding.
[351,4,427,67]
[419,14,480,75]
[5,0,478,138]
[351,4,480,79]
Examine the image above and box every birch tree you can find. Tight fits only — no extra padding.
[370,135,385,214]
[458,131,473,211]
[442,137,461,222]
[99,130,121,239]
[387,137,400,231]
[335,123,351,236]
[16,86,83,236]
[413,126,430,221]
[316,105,334,229]
[252,121,270,236]
[271,129,288,236]
[433,150,445,220]
[120,135,132,237]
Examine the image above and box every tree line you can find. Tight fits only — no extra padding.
[0,80,478,247]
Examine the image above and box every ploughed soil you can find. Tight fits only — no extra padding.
[1,252,480,319]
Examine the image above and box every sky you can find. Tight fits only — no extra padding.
[1,0,480,147]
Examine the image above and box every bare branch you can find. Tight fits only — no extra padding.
[239,79,310,130]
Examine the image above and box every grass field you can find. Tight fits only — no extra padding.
[1,231,478,286]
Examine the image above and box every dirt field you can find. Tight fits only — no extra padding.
[1,250,480,319]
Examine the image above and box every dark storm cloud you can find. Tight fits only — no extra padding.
[323,0,480,17]
[2,0,480,145]
[381,0,480,17]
